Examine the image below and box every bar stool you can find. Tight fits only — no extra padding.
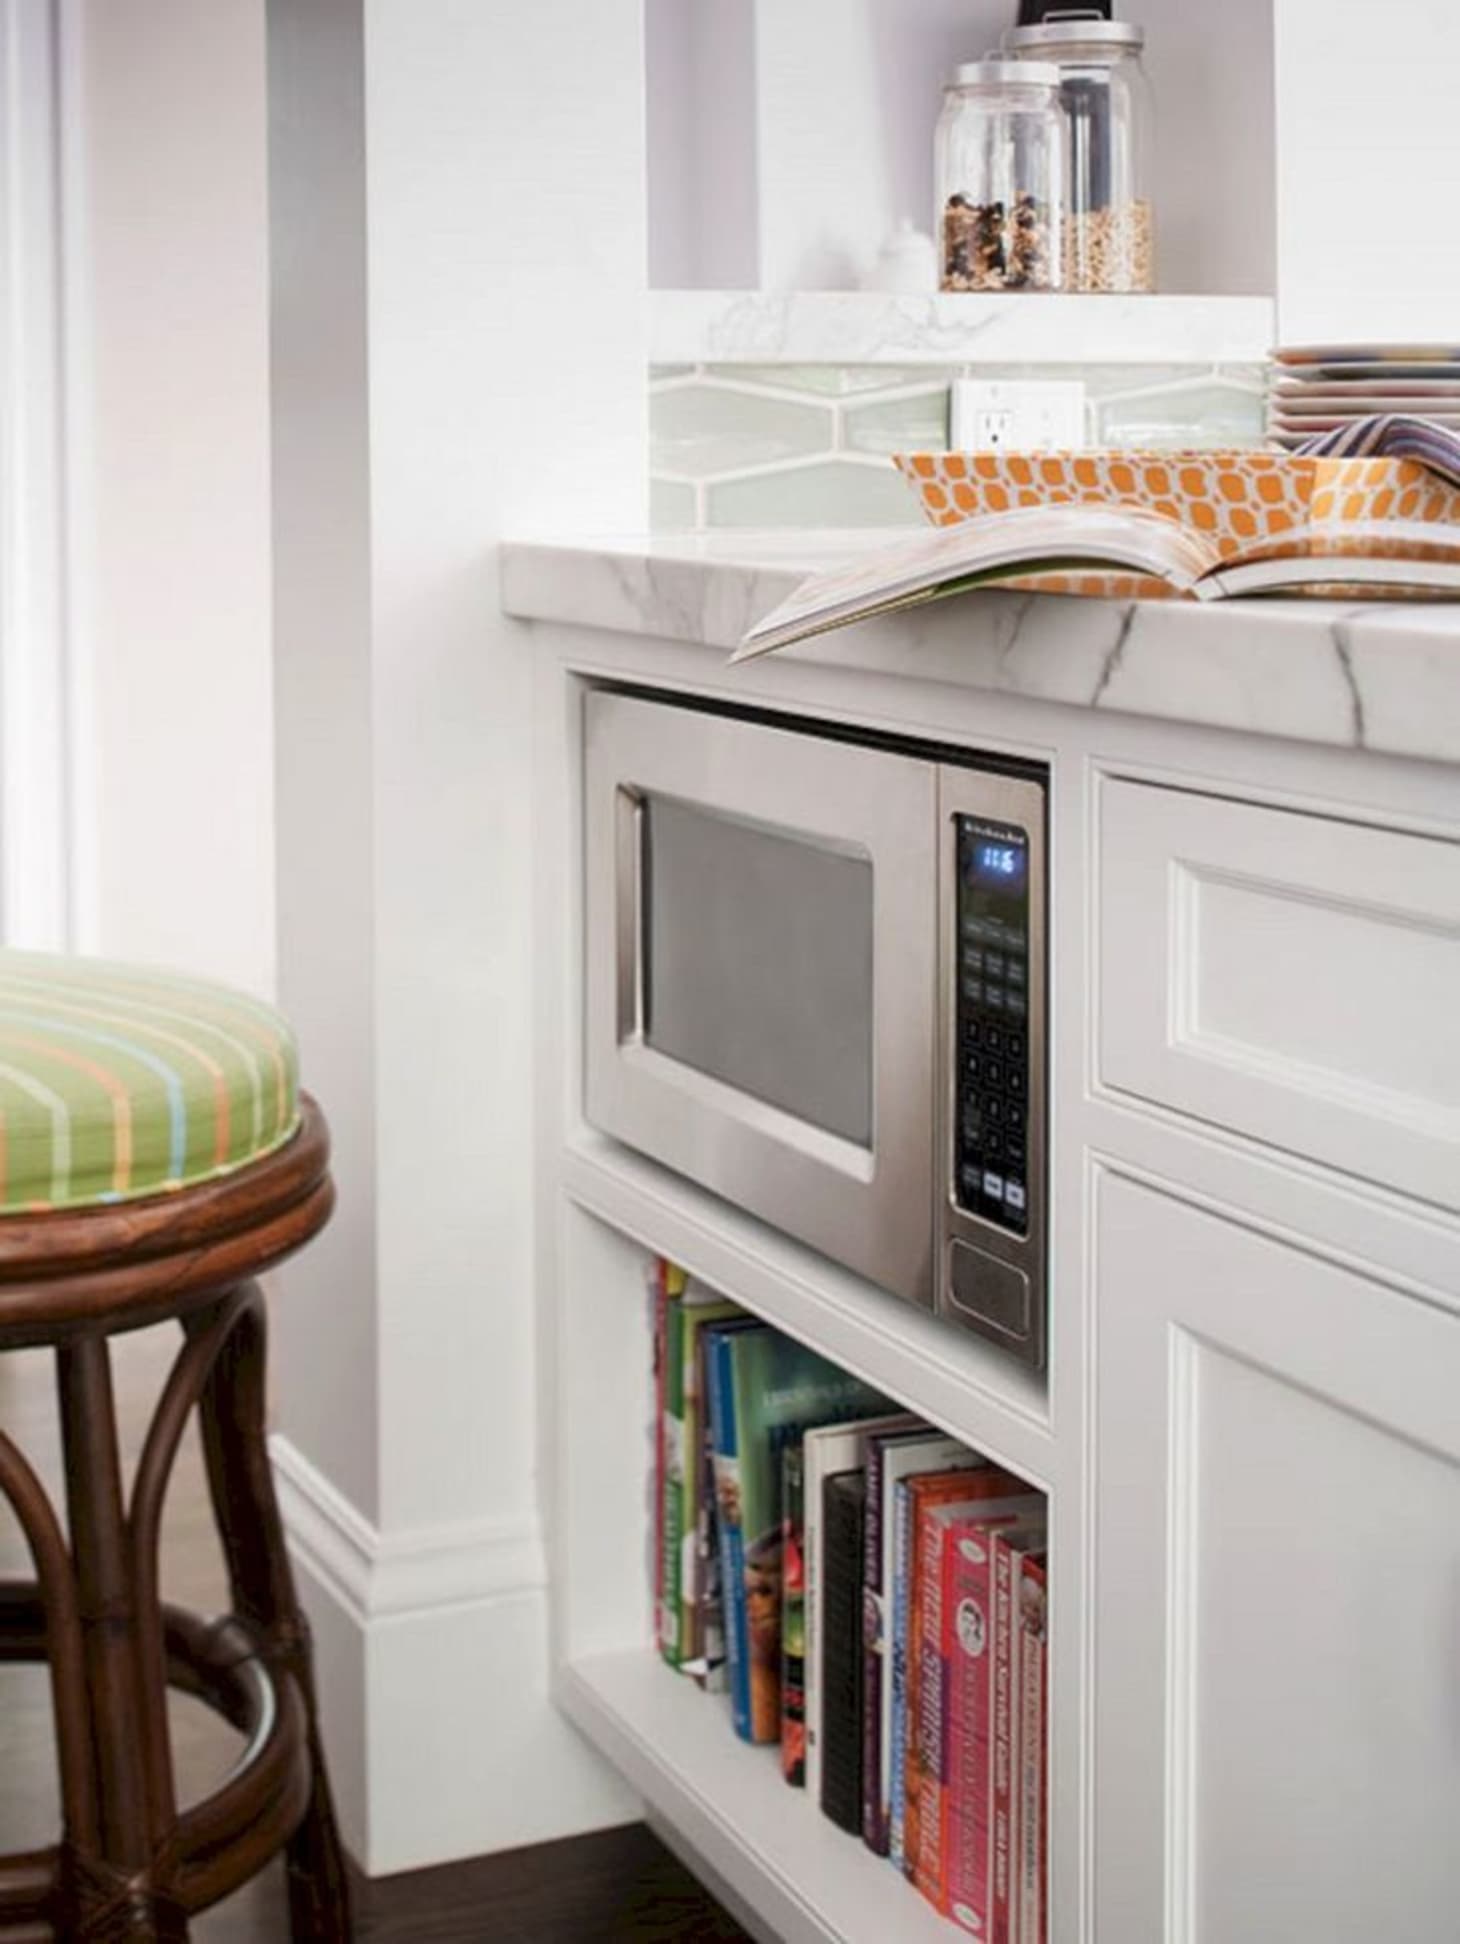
[0,950,352,1940]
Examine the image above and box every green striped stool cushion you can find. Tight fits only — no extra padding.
[0,951,300,1213]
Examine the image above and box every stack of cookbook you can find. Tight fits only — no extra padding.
[652,1260,1049,1940]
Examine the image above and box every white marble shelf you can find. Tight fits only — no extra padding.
[651,289,1276,369]
[500,531,1460,768]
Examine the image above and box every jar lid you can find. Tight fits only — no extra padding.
[951,58,1062,88]
[1004,19,1145,53]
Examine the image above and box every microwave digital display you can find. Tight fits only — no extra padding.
[972,839,1026,887]
[955,816,1031,1237]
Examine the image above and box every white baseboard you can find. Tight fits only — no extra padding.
[269,1431,548,1622]
[269,1434,637,1877]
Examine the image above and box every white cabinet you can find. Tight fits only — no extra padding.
[532,611,1460,1944]
[1092,1169,1460,1944]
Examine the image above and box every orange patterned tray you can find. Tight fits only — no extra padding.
[893,450,1460,564]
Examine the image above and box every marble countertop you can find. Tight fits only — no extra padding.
[650,290,1275,368]
[500,531,1460,767]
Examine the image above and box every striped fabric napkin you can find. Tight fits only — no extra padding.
[1294,413,1460,490]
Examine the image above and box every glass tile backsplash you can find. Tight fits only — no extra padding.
[650,362,1266,530]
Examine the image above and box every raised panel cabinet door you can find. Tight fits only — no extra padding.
[1092,1169,1460,1944]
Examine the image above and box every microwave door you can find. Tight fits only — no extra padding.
[584,690,937,1308]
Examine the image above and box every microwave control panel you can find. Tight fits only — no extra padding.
[954,815,1031,1235]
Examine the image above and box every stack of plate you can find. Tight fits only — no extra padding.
[1268,343,1460,449]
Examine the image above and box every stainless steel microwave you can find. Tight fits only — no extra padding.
[583,687,1048,1368]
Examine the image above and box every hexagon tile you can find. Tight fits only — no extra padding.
[648,362,1267,530]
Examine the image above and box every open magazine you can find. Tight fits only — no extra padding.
[733,499,1460,663]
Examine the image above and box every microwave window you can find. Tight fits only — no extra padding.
[641,795,874,1147]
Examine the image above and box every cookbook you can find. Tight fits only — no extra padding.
[733,497,1460,662]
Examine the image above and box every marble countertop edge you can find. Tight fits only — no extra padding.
[500,532,1460,768]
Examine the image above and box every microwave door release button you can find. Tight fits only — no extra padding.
[947,1240,1031,1342]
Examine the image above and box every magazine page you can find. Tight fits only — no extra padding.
[733,505,1219,662]
[1203,554,1460,600]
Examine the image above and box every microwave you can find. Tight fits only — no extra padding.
[583,687,1048,1368]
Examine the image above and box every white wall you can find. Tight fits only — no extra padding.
[268,0,646,1875]
[1274,0,1460,342]
[268,0,380,1532]
[754,0,996,289]
[647,0,1001,290]
[60,0,276,995]
[0,0,70,949]
[1143,0,1275,297]
[646,0,760,289]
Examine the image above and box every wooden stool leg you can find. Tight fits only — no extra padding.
[56,1335,189,1941]
[190,1287,354,1942]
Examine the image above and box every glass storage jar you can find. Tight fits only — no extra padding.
[1004,13,1155,292]
[935,60,1065,293]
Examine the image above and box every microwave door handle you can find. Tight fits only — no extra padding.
[615,786,645,1044]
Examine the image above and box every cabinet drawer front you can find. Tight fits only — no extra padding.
[1098,776,1460,1209]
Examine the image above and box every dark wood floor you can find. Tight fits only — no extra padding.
[0,1322,750,1941]
[345,1824,751,1941]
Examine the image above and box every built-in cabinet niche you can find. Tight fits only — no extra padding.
[645,0,1276,298]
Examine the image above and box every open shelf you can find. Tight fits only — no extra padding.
[560,1132,1055,1490]
[559,1650,957,1944]
[651,289,1275,371]
[549,1183,1057,1931]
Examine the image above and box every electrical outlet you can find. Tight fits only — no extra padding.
[950,379,1086,453]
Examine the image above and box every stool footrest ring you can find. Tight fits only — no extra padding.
[0,1590,314,1930]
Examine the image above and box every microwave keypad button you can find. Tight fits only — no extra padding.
[953,814,1036,1236]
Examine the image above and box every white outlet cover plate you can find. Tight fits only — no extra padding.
[950,378,1086,452]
